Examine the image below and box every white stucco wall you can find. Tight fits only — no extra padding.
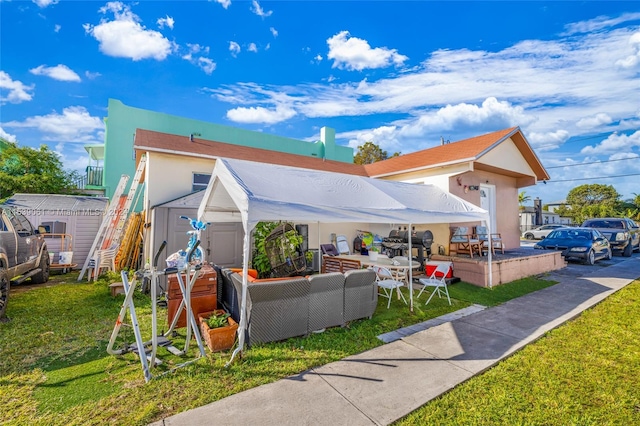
[479,138,536,176]
[146,152,216,208]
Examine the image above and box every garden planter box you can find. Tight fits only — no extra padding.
[198,310,238,352]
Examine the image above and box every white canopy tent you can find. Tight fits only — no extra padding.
[198,158,491,362]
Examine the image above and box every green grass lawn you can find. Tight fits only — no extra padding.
[396,280,640,425]
[0,270,572,425]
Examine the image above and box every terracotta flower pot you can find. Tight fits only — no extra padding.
[198,310,238,352]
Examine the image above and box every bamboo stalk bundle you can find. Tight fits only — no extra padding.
[116,211,145,271]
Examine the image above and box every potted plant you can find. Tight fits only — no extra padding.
[198,309,238,352]
[368,246,380,261]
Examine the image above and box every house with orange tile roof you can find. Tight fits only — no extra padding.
[133,126,549,269]
[364,127,550,249]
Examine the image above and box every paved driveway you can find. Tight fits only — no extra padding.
[520,239,640,278]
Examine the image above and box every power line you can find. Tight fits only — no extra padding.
[545,156,639,169]
[544,172,640,183]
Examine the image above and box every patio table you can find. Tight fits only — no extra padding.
[332,254,420,299]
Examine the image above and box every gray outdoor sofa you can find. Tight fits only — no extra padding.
[214,266,378,345]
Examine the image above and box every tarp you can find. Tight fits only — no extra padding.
[198,158,490,231]
[197,158,491,363]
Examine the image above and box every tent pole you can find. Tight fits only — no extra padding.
[486,219,493,288]
[408,223,413,312]
[226,228,251,367]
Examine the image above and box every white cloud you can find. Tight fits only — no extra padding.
[4,106,105,143]
[615,31,640,69]
[270,27,278,38]
[226,105,296,124]
[157,15,175,30]
[197,57,216,75]
[576,113,613,129]
[563,12,640,35]
[339,97,533,152]
[314,54,323,63]
[326,31,408,71]
[0,71,35,104]
[85,71,102,79]
[345,125,399,152]
[407,97,533,136]
[33,0,58,8]
[527,130,570,150]
[184,43,210,56]
[229,41,241,57]
[212,0,231,9]
[251,0,272,18]
[29,64,81,82]
[84,2,174,61]
[0,126,17,142]
[182,44,215,74]
[54,24,61,32]
[580,130,640,155]
[211,14,639,155]
[248,43,258,53]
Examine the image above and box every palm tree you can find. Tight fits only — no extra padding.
[518,191,531,208]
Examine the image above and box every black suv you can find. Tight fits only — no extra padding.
[1,207,50,318]
[581,217,640,257]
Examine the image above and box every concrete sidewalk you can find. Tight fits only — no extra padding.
[153,257,639,426]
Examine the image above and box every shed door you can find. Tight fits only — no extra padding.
[166,208,242,267]
[206,223,243,267]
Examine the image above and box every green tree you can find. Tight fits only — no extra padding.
[354,141,400,165]
[0,139,80,200]
[518,191,531,207]
[564,184,621,224]
[619,193,640,221]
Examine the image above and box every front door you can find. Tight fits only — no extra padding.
[480,184,497,233]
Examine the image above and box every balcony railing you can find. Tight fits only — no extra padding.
[75,166,104,189]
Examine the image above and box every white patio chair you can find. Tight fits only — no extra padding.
[390,256,409,284]
[371,265,407,309]
[88,244,118,281]
[336,234,351,255]
[415,262,452,306]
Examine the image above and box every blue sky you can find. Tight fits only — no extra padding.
[1,0,639,205]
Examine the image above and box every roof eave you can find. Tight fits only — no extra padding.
[367,158,477,178]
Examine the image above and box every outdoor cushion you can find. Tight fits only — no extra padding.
[229,268,259,279]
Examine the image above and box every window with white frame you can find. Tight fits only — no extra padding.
[192,173,211,192]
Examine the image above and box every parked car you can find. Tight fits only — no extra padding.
[522,224,564,240]
[0,207,50,319]
[534,227,612,265]
[581,217,640,257]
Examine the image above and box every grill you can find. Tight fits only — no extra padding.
[382,229,434,268]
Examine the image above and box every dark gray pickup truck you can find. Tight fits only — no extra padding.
[1,207,50,319]
[582,217,640,257]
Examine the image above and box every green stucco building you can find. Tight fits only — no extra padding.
[95,99,354,199]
